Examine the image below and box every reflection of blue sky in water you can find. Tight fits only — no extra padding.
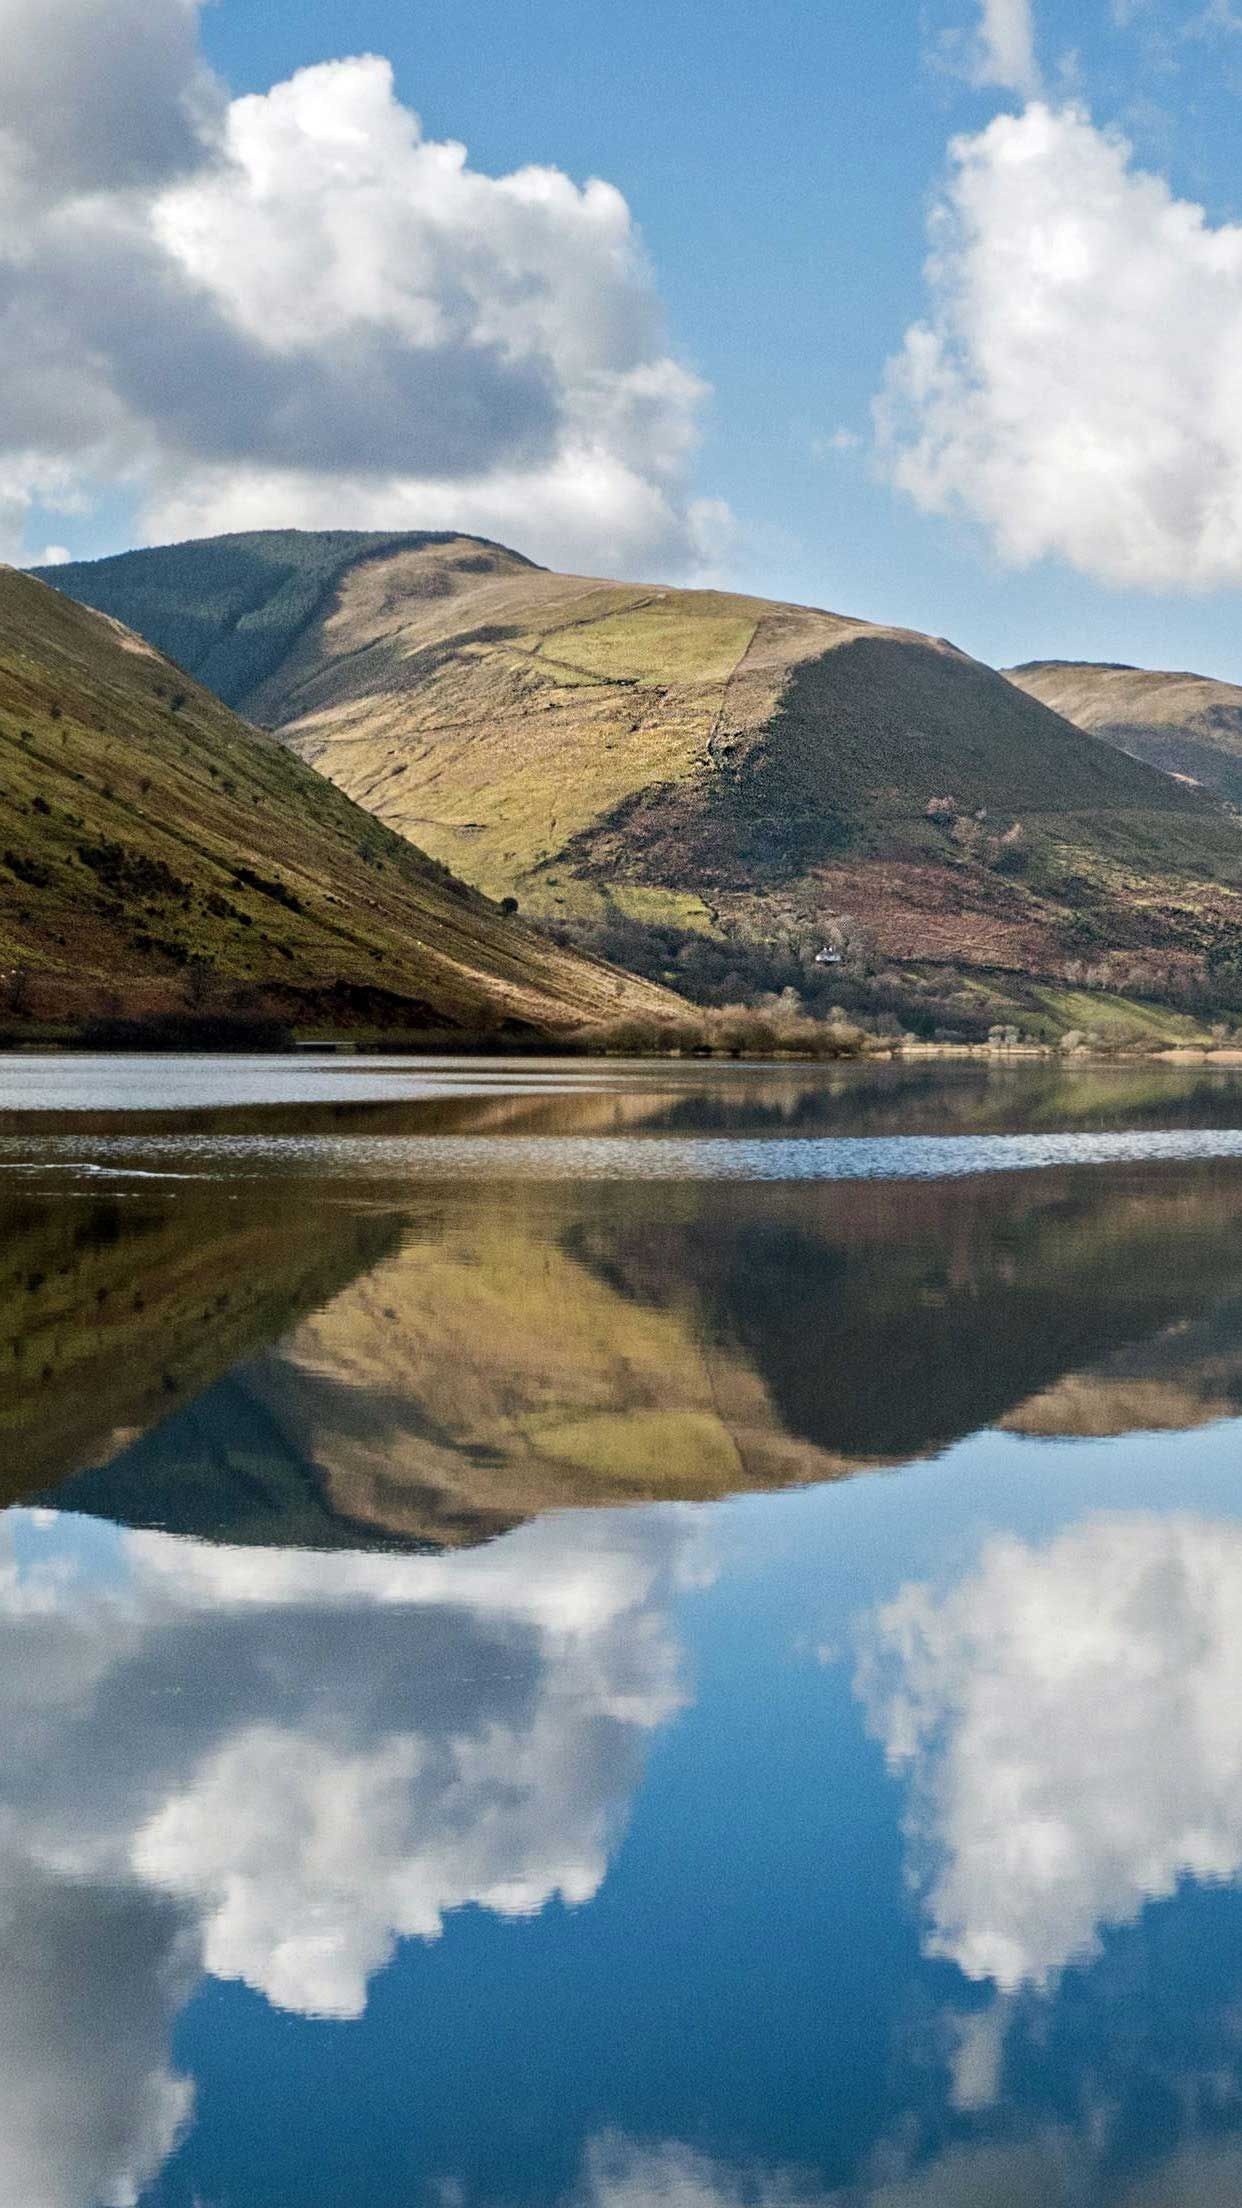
[0,1505,690,2208]
[16,1424,1242,2206]
[563,1448,1242,2208]
[550,1501,1242,2208]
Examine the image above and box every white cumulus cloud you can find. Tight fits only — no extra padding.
[0,0,722,574]
[878,99,1242,589]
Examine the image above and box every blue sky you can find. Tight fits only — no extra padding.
[11,0,1242,676]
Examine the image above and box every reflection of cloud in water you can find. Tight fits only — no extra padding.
[571,2134,1064,2207]
[572,2133,1242,2208]
[0,1506,688,2208]
[575,2135,826,2206]
[858,1512,1242,1992]
[0,1867,197,2208]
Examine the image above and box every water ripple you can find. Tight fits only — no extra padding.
[8,1126,1242,1183]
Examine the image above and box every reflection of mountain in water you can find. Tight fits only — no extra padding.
[45,1377,437,1552]
[29,1158,1242,1547]
[0,1180,398,1496]
[692,1168,1242,1460]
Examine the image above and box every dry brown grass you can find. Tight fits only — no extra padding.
[572,1002,872,1058]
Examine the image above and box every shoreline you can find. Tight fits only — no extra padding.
[2,1037,1241,1067]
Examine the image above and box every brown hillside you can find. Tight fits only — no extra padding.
[251,544,1242,1026]
[0,565,677,1039]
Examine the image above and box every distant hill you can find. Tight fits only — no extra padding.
[0,564,675,1040]
[42,531,1242,1037]
[1006,659,1242,807]
[35,529,539,717]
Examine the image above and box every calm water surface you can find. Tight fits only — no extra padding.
[6,1053,1242,2206]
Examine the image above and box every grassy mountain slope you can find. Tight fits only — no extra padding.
[43,532,1242,1037]
[0,564,676,1038]
[1007,660,1242,807]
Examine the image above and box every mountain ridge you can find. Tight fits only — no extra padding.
[41,531,1242,1039]
[34,529,545,712]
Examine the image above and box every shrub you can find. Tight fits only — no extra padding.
[78,840,190,901]
[570,1002,873,1059]
[233,865,304,913]
[4,850,51,888]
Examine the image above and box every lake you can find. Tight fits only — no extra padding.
[6,1051,1242,2207]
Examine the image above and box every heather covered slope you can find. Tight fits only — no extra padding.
[0,566,676,1038]
[42,530,1242,1035]
[1007,660,1242,808]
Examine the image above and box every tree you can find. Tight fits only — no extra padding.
[185,955,215,1009]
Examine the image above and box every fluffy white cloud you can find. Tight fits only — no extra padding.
[142,451,736,583]
[0,1503,687,2205]
[878,100,1242,588]
[859,1511,1242,1994]
[0,3,721,575]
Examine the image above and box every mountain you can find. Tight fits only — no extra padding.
[1006,660,1242,808]
[0,564,676,1039]
[40,531,1242,1039]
